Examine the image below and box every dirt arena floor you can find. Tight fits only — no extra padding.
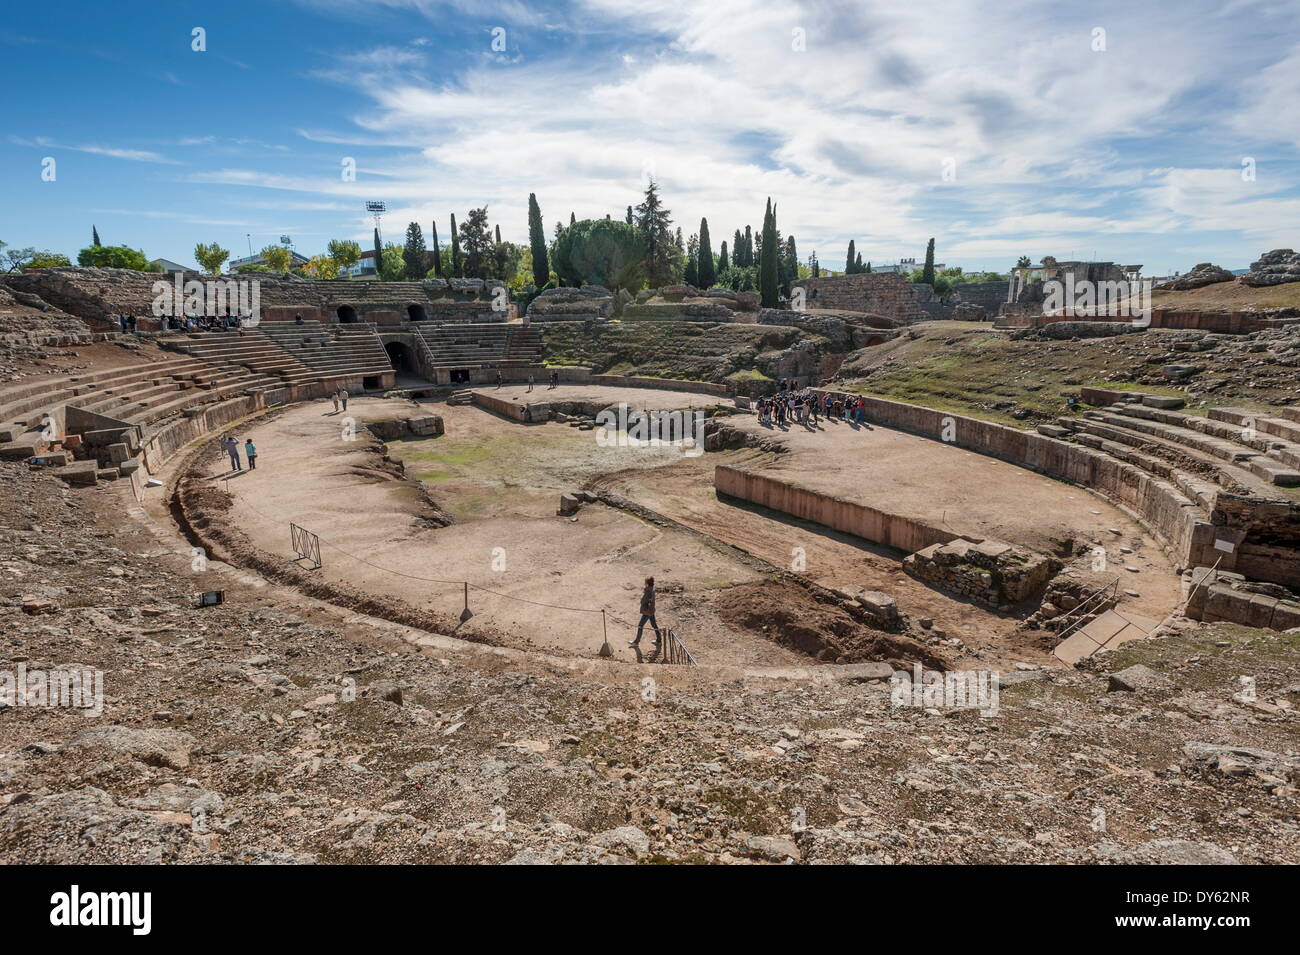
[189,396,810,668]
[175,389,1184,672]
[472,381,725,413]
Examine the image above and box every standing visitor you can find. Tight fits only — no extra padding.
[221,435,242,472]
[629,576,661,651]
[244,438,258,470]
[339,389,349,411]
[331,391,340,413]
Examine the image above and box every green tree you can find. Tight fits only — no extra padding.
[527,193,550,288]
[922,237,936,286]
[625,205,633,225]
[327,239,361,274]
[1016,255,1032,269]
[92,225,101,248]
[193,242,230,275]
[261,245,291,273]
[27,251,71,269]
[551,218,644,292]
[449,214,462,278]
[304,254,340,280]
[373,228,382,279]
[845,240,857,274]
[782,235,798,296]
[719,241,729,272]
[402,223,426,280]
[430,220,441,276]
[458,207,494,279]
[759,198,779,308]
[634,179,675,288]
[697,218,716,288]
[77,245,150,270]
[380,243,405,282]
[684,232,699,287]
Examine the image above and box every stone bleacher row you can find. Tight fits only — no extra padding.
[1037,390,1300,587]
[414,322,543,369]
[166,320,394,385]
[0,321,398,485]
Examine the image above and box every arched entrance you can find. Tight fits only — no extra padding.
[406,303,428,322]
[384,340,415,373]
[337,304,358,323]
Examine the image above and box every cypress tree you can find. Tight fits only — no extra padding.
[527,193,550,288]
[856,252,864,272]
[697,218,715,288]
[759,198,779,308]
[495,224,502,245]
[626,205,633,224]
[373,227,382,279]
[430,220,442,276]
[783,236,798,295]
[922,237,936,285]
[92,225,102,248]
[719,241,729,272]
[403,222,426,280]
[570,211,576,226]
[845,240,856,274]
[450,214,462,278]
[743,226,754,267]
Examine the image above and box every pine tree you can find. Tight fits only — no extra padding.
[697,218,716,288]
[373,228,382,279]
[634,178,676,289]
[527,192,550,288]
[450,214,462,278]
[92,225,101,248]
[403,222,426,280]
[759,198,779,308]
[430,220,441,276]
[922,238,936,285]
[719,241,729,272]
[459,207,494,280]
[845,240,857,274]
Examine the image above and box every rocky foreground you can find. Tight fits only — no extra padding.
[1,462,1297,864]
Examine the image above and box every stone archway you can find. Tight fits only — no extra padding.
[337,304,359,323]
[407,303,428,322]
[384,340,415,373]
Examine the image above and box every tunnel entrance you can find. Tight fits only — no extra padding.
[337,304,359,323]
[407,303,428,322]
[384,340,416,373]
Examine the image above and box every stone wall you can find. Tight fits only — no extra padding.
[903,538,1059,606]
[792,273,931,324]
[996,308,1283,334]
[714,464,960,553]
[2,268,508,328]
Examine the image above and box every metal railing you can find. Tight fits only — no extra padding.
[1053,578,1118,644]
[658,628,698,666]
[290,522,322,570]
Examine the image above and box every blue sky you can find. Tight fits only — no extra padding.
[3,0,1299,275]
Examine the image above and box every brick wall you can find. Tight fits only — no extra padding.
[792,273,931,324]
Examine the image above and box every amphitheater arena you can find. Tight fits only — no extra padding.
[4,267,1300,680]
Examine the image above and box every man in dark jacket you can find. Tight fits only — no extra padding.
[629,576,661,649]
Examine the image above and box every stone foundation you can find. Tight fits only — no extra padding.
[903,538,1060,607]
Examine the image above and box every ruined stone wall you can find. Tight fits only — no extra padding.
[996,308,1281,334]
[3,268,508,327]
[792,273,931,324]
[714,464,960,553]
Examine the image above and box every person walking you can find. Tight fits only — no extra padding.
[331,391,340,413]
[339,389,349,411]
[495,371,503,389]
[527,374,534,393]
[629,576,661,650]
[221,435,242,471]
[244,438,258,470]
